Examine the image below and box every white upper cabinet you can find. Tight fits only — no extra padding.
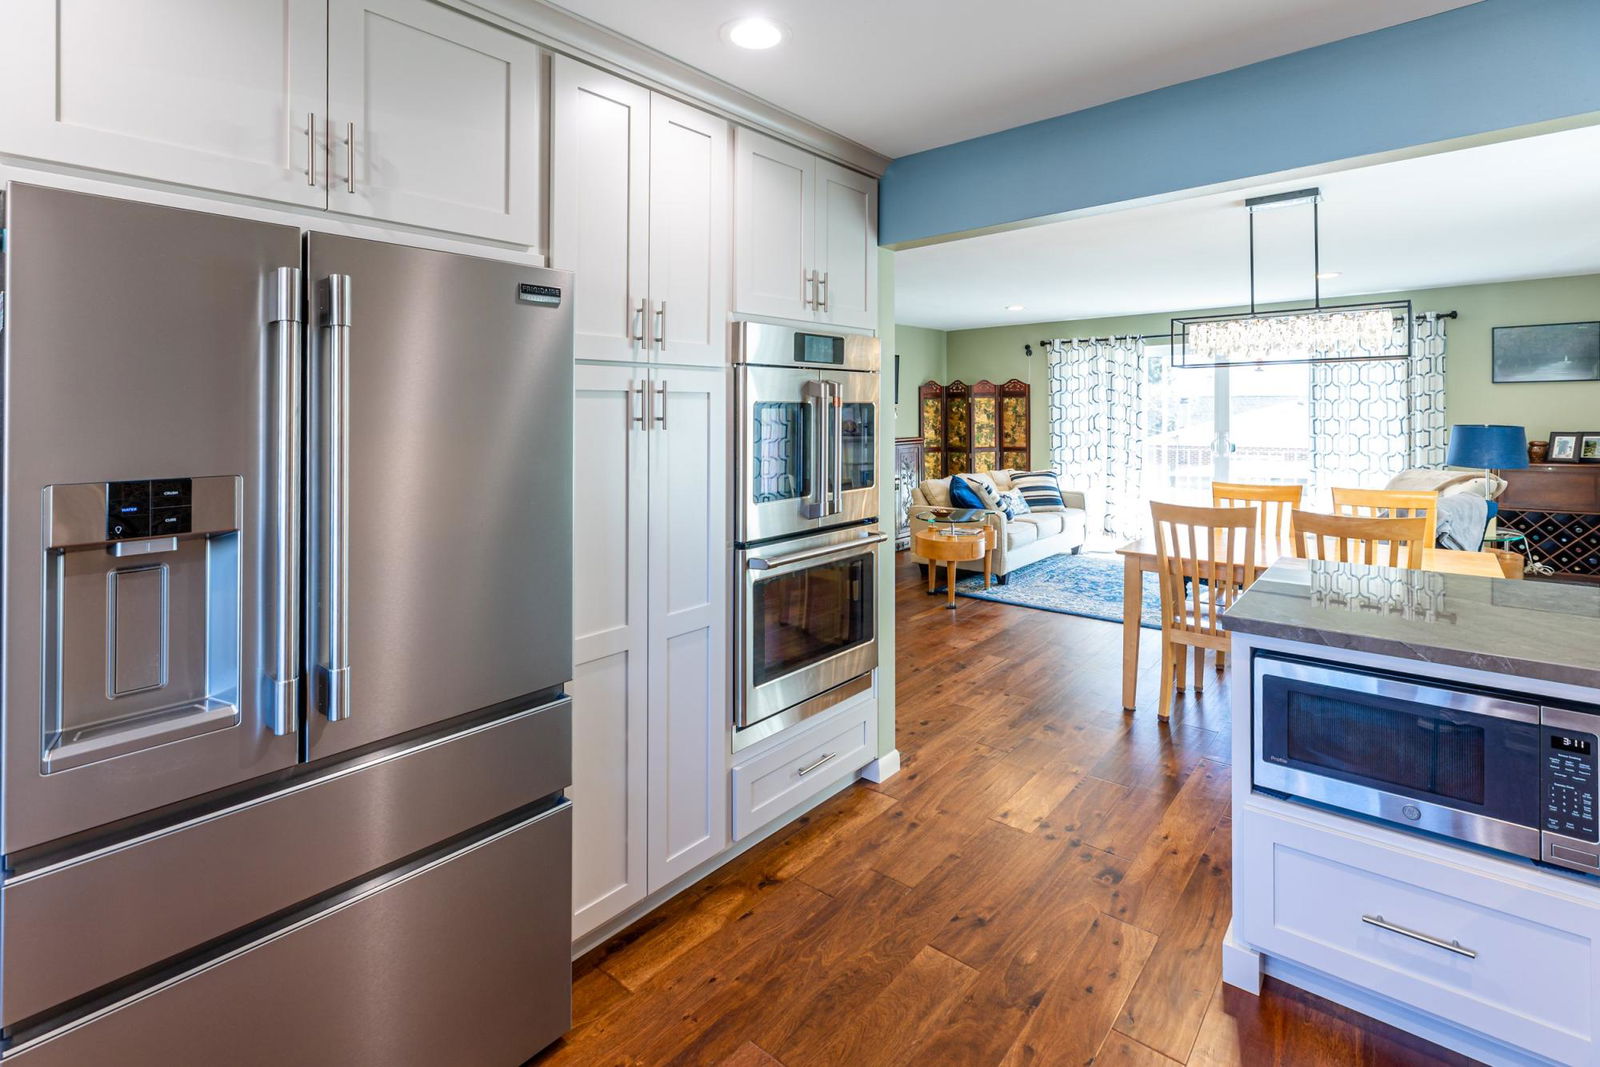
[733,130,815,323]
[647,97,730,367]
[551,58,729,366]
[327,0,544,245]
[734,128,878,330]
[814,160,879,331]
[550,59,650,362]
[0,0,328,209]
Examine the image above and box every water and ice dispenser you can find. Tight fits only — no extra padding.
[41,476,243,772]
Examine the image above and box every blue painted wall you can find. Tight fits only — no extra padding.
[880,0,1600,246]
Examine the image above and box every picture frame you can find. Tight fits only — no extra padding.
[1491,322,1600,383]
[1582,433,1600,464]
[1549,432,1583,463]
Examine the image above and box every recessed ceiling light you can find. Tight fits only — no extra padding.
[1005,304,1025,311]
[722,17,785,50]
[1316,271,1342,280]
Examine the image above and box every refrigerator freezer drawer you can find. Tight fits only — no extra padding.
[1,698,569,1028]
[4,804,572,1066]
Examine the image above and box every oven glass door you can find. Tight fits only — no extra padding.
[1254,656,1542,852]
[740,534,881,731]
[827,369,878,527]
[739,366,823,543]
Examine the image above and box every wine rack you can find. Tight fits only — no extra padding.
[1499,510,1600,580]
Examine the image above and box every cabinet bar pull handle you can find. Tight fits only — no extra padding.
[306,113,316,187]
[264,267,303,735]
[315,275,354,723]
[819,271,830,312]
[798,752,838,777]
[654,379,667,430]
[346,121,356,193]
[629,380,646,429]
[631,298,646,344]
[654,302,666,350]
[1361,914,1477,959]
[803,270,816,308]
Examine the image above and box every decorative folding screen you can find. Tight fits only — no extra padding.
[918,379,1031,480]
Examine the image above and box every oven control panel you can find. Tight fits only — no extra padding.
[1543,727,1598,843]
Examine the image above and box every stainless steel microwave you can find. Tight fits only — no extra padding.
[1253,654,1600,876]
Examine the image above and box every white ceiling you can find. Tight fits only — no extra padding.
[893,124,1600,332]
[547,0,1477,158]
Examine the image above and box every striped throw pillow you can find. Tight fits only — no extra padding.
[1011,471,1066,512]
[952,474,1003,511]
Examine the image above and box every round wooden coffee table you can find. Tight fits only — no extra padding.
[914,524,997,610]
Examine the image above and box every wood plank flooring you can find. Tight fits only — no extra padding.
[532,556,1478,1066]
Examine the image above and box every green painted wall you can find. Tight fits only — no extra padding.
[875,249,897,759]
[941,273,1600,471]
[892,325,948,438]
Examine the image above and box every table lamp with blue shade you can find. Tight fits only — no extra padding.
[1446,424,1528,499]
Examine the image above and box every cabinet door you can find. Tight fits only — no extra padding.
[327,0,543,245]
[815,159,879,331]
[0,0,326,209]
[646,366,730,889]
[734,128,815,322]
[647,96,730,367]
[571,364,650,938]
[551,58,650,362]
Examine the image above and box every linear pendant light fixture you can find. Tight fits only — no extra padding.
[1171,188,1411,368]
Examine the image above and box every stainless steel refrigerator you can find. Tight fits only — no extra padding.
[0,184,574,1064]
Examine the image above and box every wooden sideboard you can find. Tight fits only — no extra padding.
[893,437,925,550]
[1498,465,1600,582]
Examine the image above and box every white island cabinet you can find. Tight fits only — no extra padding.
[0,0,543,245]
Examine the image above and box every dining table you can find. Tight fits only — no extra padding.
[1115,535,1510,713]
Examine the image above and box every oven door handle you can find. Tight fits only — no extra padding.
[748,533,888,571]
[802,379,829,519]
[829,379,844,516]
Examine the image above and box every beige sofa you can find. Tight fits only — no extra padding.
[907,470,1088,584]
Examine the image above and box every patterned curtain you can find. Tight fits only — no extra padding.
[1047,336,1149,541]
[1309,313,1448,500]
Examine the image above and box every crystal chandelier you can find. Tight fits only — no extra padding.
[1172,188,1412,368]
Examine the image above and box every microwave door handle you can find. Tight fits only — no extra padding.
[263,267,303,736]
[314,274,353,723]
[748,532,889,571]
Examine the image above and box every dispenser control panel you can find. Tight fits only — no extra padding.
[107,478,193,539]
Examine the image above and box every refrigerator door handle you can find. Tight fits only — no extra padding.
[315,274,354,723]
[264,267,303,736]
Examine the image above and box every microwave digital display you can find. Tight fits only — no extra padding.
[794,334,845,365]
[1553,734,1594,755]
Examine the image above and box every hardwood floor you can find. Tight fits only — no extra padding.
[533,555,1477,1066]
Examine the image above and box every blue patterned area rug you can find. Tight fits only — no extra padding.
[953,552,1161,629]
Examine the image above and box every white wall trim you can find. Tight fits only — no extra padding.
[861,749,900,783]
[454,0,890,178]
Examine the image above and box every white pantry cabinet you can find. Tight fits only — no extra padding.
[734,128,878,331]
[550,58,729,366]
[0,0,543,245]
[570,364,728,940]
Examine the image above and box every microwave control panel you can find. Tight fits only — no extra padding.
[1544,728,1598,842]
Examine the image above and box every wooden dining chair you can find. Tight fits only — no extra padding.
[1211,482,1303,547]
[1331,487,1441,548]
[1150,502,1260,720]
[1290,510,1429,570]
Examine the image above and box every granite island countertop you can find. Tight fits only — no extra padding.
[1224,557,1600,691]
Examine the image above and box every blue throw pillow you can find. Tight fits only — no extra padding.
[949,476,987,510]
[1011,471,1066,511]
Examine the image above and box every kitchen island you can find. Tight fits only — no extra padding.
[1223,558,1600,1067]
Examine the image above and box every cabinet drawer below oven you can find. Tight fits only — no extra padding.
[732,686,876,840]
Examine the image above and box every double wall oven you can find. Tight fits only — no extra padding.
[733,322,883,748]
[1254,654,1600,876]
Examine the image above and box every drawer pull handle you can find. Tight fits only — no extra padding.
[1361,914,1477,959]
[797,752,838,777]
